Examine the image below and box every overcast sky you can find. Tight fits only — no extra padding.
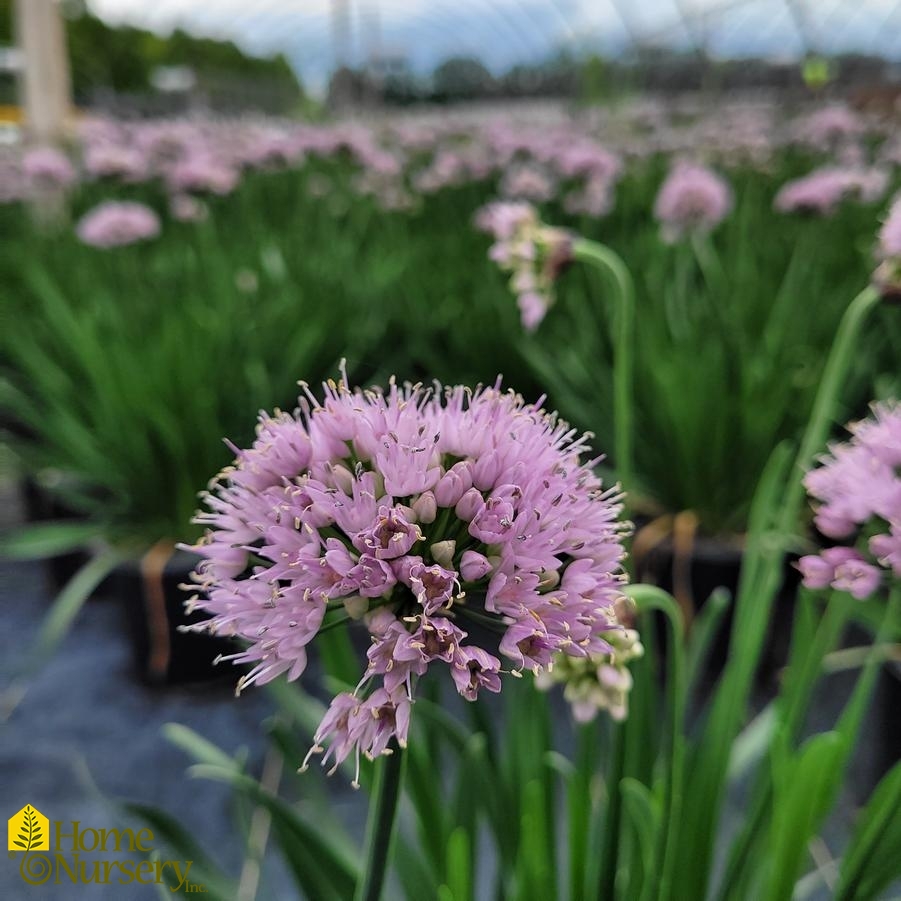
[87,0,901,92]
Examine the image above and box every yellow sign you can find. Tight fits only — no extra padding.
[8,806,49,852]
[7,804,204,891]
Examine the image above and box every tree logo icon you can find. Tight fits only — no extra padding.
[8,806,49,852]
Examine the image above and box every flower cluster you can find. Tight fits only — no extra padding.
[476,201,573,331]
[185,373,630,781]
[536,606,643,722]
[774,166,888,217]
[793,105,864,151]
[22,146,77,190]
[75,201,161,248]
[653,162,732,242]
[799,403,901,600]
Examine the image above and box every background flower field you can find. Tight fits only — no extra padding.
[4,100,900,542]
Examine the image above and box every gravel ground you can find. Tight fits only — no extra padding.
[0,484,327,900]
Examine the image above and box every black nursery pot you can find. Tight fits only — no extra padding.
[874,661,901,788]
[112,549,236,686]
[634,531,800,690]
[21,476,98,595]
[849,626,901,801]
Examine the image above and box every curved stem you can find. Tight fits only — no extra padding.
[572,238,636,500]
[782,285,881,529]
[737,285,882,617]
[354,742,405,901]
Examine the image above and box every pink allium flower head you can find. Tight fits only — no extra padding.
[22,146,77,189]
[185,371,630,781]
[164,153,238,196]
[795,105,864,151]
[476,201,572,332]
[653,162,732,242]
[775,167,886,217]
[76,201,161,248]
[800,403,901,599]
[83,142,149,182]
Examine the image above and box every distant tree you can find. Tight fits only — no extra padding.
[1,0,11,43]
[326,66,380,110]
[381,70,422,105]
[431,56,494,101]
[1,0,302,106]
[580,54,609,103]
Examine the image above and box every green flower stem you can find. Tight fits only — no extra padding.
[737,284,882,623]
[596,716,626,901]
[597,585,686,901]
[781,592,854,741]
[572,238,636,499]
[626,584,686,901]
[354,742,406,901]
[732,284,881,648]
[690,233,727,295]
[782,285,881,530]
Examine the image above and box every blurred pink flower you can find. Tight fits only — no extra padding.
[800,403,901,600]
[23,146,77,189]
[775,166,887,216]
[76,201,161,248]
[653,162,732,241]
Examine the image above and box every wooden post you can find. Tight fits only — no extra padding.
[15,0,73,143]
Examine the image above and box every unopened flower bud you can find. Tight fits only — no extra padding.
[434,462,473,507]
[455,487,484,522]
[343,595,369,619]
[412,491,438,523]
[330,463,355,494]
[430,540,456,567]
[537,569,560,591]
[460,550,492,582]
[472,450,501,491]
